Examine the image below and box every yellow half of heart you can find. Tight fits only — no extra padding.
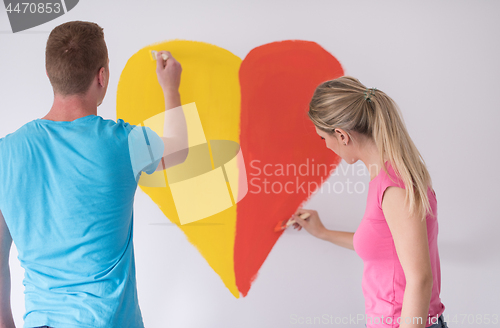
[116,40,242,297]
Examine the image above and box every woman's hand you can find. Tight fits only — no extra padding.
[292,208,327,240]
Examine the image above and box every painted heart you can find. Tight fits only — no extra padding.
[116,39,343,297]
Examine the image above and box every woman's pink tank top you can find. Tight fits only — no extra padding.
[353,161,445,327]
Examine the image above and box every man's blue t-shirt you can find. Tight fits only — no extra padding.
[0,115,164,328]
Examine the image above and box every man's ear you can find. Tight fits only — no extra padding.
[98,67,106,87]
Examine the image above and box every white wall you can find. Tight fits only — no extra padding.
[1,1,499,327]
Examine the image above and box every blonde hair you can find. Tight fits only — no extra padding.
[308,76,434,221]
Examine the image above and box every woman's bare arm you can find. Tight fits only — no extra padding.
[292,209,354,250]
[382,186,433,328]
[319,230,354,250]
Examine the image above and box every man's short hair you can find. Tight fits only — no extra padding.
[45,21,108,96]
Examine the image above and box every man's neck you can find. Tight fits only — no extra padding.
[42,94,98,122]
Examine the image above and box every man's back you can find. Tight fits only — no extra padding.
[0,115,163,328]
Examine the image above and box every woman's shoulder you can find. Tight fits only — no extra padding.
[376,161,437,215]
[378,161,405,189]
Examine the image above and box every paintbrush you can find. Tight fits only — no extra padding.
[151,50,169,61]
[274,212,311,232]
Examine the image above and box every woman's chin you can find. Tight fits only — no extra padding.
[346,158,357,165]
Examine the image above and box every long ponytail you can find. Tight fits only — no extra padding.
[308,76,434,221]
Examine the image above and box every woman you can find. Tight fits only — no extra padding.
[292,76,448,328]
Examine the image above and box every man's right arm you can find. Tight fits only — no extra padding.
[153,51,188,171]
[0,210,15,328]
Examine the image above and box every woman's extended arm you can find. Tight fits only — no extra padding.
[382,186,433,328]
[292,209,355,250]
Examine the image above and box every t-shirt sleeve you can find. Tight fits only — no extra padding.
[377,165,406,210]
[127,124,165,181]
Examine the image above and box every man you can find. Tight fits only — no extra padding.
[0,21,187,328]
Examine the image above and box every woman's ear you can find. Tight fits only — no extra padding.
[335,128,349,145]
